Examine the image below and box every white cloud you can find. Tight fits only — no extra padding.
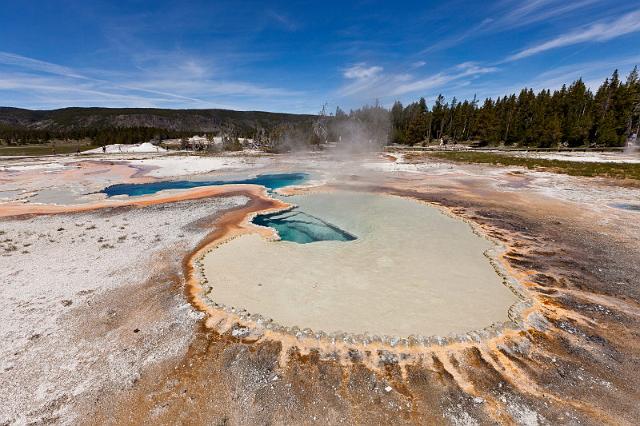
[0,51,304,109]
[334,60,498,104]
[178,60,209,79]
[455,54,640,102]
[128,79,302,98]
[267,11,299,31]
[343,64,383,80]
[506,10,640,61]
[535,55,640,82]
[0,73,174,107]
[391,63,497,96]
[0,51,88,80]
[499,0,598,27]
[420,0,598,54]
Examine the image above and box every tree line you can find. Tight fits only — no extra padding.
[389,67,640,147]
[0,125,194,146]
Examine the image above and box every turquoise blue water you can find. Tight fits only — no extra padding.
[611,203,640,212]
[101,173,308,197]
[252,209,357,244]
[101,171,354,244]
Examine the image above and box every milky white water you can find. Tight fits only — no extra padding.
[202,191,517,336]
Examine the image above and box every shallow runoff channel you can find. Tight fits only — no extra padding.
[201,191,519,337]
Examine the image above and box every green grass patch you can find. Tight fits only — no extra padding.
[0,144,99,156]
[419,151,640,181]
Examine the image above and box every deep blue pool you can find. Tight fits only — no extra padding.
[253,209,357,244]
[101,172,309,197]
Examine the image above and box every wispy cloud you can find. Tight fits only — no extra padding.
[390,63,498,96]
[343,63,383,80]
[0,51,206,103]
[0,73,175,107]
[506,10,640,61]
[267,11,299,31]
[532,55,640,83]
[128,79,302,98]
[499,0,599,27]
[334,64,388,98]
[420,0,600,54]
[456,55,640,102]
[0,51,88,80]
[420,19,493,54]
[0,50,304,109]
[335,61,498,103]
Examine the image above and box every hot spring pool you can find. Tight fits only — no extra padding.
[252,209,357,244]
[101,172,308,197]
[611,203,640,212]
[202,191,518,337]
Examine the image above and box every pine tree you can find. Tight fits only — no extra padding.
[390,101,405,144]
[622,66,640,140]
[431,95,446,140]
[564,79,592,146]
[405,98,430,145]
[474,99,498,143]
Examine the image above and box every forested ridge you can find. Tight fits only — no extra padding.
[389,68,640,147]
[0,107,315,145]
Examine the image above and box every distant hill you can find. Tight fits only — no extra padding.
[0,107,315,133]
[0,106,317,146]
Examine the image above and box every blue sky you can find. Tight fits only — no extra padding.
[0,0,639,113]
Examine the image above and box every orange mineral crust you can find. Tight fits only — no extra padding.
[0,184,282,218]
